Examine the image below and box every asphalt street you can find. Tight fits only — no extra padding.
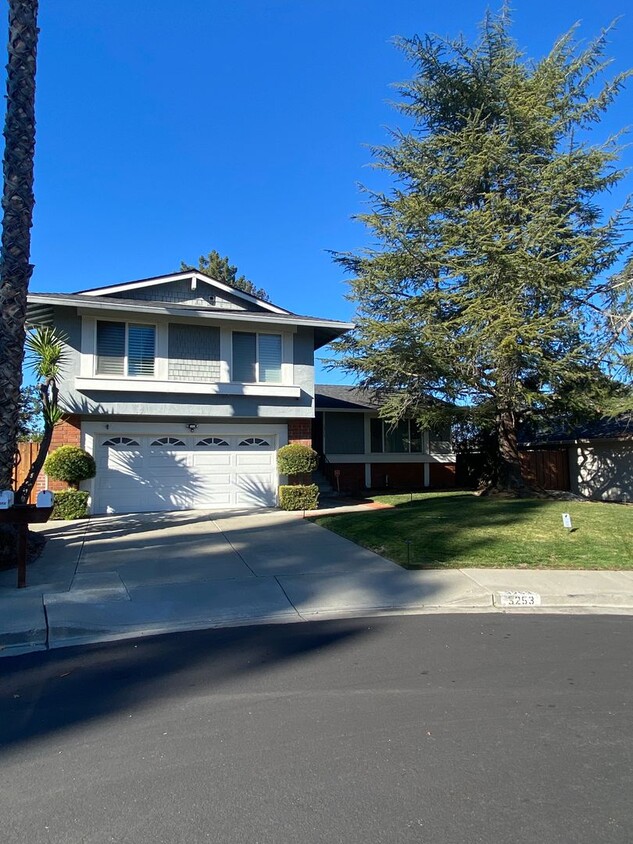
[1,614,632,844]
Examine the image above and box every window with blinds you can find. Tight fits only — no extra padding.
[128,324,155,377]
[95,321,155,377]
[96,321,125,375]
[258,334,282,383]
[232,332,257,382]
[232,331,281,383]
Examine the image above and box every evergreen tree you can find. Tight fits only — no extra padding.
[18,384,43,441]
[333,11,633,491]
[181,250,269,301]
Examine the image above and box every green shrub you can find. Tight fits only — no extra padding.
[277,444,318,477]
[44,445,96,488]
[278,484,319,511]
[51,490,90,520]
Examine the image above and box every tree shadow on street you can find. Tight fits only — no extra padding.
[0,620,373,754]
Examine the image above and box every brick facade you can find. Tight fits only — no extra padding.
[324,462,366,493]
[371,463,425,490]
[46,414,82,491]
[323,460,458,494]
[287,419,312,447]
[429,462,456,488]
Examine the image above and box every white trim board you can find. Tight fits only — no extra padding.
[75,377,301,398]
[324,453,456,463]
[76,271,290,314]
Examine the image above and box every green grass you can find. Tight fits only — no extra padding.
[313,491,633,569]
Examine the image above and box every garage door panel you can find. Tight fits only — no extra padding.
[237,488,276,507]
[193,453,233,468]
[94,432,278,514]
[192,491,233,507]
[104,452,144,473]
[147,452,190,469]
[192,471,232,486]
[236,453,275,467]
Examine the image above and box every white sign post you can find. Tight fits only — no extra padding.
[562,513,572,531]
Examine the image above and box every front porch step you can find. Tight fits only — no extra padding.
[313,469,337,496]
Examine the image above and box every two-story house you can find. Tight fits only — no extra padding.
[26,271,353,514]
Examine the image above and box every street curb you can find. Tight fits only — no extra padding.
[3,595,633,658]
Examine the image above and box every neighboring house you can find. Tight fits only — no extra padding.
[524,414,632,503]
[26,271,352,514]
[313,385,455,492]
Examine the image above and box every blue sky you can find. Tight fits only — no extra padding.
[5,0,633,382]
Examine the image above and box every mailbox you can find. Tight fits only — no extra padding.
[0,490,15,509]
[36,490,55,508]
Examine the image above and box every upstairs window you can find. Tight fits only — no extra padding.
[96,321,156,377]
[232,332,281,383]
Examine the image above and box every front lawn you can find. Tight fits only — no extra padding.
[313,491,632,569]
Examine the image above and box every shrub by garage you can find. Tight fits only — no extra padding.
[51,490,90,520]
[278,484,319,511]
[43,445,96,489]
[277,444,318,478]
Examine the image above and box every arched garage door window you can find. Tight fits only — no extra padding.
[238,437,271,447]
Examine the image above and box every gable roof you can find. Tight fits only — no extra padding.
[315,384,380,410]
[75,270,290,315]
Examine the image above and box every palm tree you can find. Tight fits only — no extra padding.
[16,326,67,503]
[0,0,40,491]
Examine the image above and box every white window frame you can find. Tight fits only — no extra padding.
[370,418,424,454]
[94,318,157,379]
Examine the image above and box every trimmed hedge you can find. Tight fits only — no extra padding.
[44,445,96,488]
[277,444,318,477]
[51,490,90,520]
[278,484,319,511]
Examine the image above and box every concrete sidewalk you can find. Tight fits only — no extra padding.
[1,509,632,657]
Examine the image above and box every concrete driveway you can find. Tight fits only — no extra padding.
[0,508,495,652]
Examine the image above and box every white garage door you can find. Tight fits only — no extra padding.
[94,433,277,514]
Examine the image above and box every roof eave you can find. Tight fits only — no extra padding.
[27,293,354,336]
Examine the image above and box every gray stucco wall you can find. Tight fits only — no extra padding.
[53,307,315,420]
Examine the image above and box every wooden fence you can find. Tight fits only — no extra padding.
[519,449,570,491]
[12,441,45,504]
[456,448,570,491]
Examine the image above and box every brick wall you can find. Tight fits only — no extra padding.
[325,462,366,493]
[46,414,82,491]
[287,419,312,447]
[429,462,456,488]
[371,463,425,490]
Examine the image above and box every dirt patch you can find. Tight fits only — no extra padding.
[0,525,47,572]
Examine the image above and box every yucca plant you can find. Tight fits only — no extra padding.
[16,325,68,503]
